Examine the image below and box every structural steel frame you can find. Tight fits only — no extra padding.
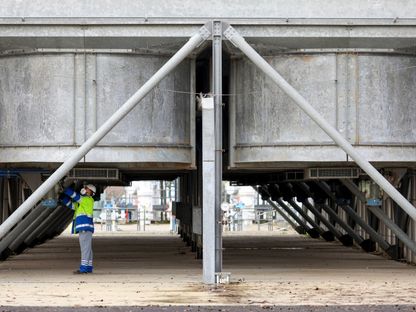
[0,21,416,284]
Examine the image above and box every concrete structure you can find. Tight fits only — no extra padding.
[0,0,416,285]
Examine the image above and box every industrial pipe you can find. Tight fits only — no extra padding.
[0,25,211,240]
[223,24,416,222]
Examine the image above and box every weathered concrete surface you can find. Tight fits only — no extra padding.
[0,226,416,307]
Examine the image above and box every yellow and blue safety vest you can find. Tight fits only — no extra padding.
[62,188,94,234]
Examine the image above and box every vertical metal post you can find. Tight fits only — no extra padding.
[212,20,223,274]
[202,97,216,284]
[0,25,211,240]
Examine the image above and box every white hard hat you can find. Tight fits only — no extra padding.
[85,184,96,194]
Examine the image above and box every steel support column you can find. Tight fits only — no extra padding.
[202,96,216,284]
[301,200,346,243]
[340,205,392,252]
[266,199,302,234]
[288,199,333,241]
[252,186,304,234]
[275,198,315,237]
[321,204,364,245]
[23,205,68,247]
[7,207,52,253]
[316,181,392,253]
[222,24,416,223]
[0,204,45,259]
[341,179,416,256]
[0,24,211,240]
[368,206,416,255]
[298,182,357,245]
[213,20,223,274]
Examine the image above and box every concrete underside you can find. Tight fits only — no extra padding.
[0,227,416,307]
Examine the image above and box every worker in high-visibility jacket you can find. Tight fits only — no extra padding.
[61,184,96,274]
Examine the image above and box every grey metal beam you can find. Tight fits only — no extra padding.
[340,178,416,256]
[252,186,304,234]
[368,206,416,255]
[316,181,392,251]
[213,20,223,274]
[272,197,312,234]
[23,206,67,247]
[287,199,321,231]
[339,205,391,252]
[340,179,367,203]
[286,199,330,240]
[2,0,416,20]
[297,182,359,245]
[37,208,73,242]
[202,96,216,284]
[301,200,343,239]
[0,24,211,240]
[0,204,45,259]
[321,204,364,245]
[7,207,52,253]
[223,24,416,223]
[266,199,301,233]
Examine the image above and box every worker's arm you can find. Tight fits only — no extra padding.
[59,193,75,210]
[63,187,82,203]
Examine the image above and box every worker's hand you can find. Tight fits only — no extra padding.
[63,187,75,197]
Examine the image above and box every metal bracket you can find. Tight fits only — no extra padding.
[198,25,212,42]
[223,25,239,46]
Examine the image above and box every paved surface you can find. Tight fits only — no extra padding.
[1,306,416,312]
[1,225,416,308]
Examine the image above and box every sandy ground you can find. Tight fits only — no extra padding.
[0,224,416,308]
